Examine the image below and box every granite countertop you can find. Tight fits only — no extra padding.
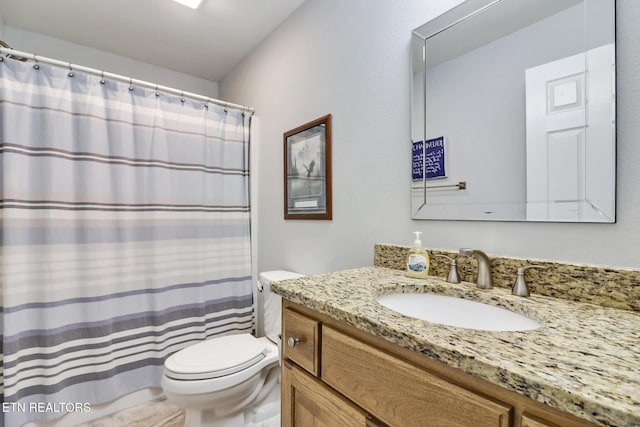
[271,267,640,427]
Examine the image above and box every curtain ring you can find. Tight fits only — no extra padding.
[155,85,160,97]
[204,99,210,109]
[32,54,40,70]
[180,92,185,103]
[67,62,74,77]
[128,78,134,91]
[100,70,105,85]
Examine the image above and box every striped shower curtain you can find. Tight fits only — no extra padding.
[0,58,254,426]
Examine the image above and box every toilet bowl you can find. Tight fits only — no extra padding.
[161,270,304,427]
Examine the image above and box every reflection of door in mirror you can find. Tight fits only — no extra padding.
[525,44,615,222]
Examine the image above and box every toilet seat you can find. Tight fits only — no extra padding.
[165,334,268,381]
[162,336,280,395]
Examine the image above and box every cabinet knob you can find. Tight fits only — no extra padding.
[287,336,301,348]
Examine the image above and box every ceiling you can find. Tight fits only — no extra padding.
[0,0,306,81]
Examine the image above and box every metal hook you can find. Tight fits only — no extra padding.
[32,54,40,70]
[204,98,210,109]
[180,92,185,103]
[67,62,74,77]
[100,70,105,85]
[128,78,134,91]
[155,85,160,97]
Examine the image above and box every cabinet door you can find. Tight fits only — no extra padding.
[322,326,511,427]
[282,360,368,427]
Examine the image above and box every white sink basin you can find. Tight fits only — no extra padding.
[376,293,540,331]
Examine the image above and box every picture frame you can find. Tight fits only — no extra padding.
[283,114,332,220]
[412,136,447,181]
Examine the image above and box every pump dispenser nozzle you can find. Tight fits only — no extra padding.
[413,231,423,248]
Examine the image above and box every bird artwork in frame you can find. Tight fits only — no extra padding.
[283,114,332,220]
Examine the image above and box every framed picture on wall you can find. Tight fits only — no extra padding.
[283,114,332,220]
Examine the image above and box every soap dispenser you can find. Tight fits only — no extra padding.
[406,231,430,279]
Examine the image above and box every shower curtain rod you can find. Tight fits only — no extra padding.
[0,46,255,114]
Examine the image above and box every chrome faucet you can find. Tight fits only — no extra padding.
[459,248,493,289]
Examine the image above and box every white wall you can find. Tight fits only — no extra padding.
[0,10,5,38]
[222,0,640,273]
[4,26,218,97]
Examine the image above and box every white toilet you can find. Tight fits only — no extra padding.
[161,270,304,427]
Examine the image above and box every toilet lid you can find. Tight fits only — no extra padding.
[165,334,267,380]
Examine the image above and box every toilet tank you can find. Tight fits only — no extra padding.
[259,270,304,344]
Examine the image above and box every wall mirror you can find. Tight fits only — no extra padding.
[411,0,616,222]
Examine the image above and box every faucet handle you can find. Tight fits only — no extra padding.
[434,254,460,284]
[512,265,549,297]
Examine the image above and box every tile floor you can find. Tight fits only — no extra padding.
[79,400,184,427]
[78,394,280,427]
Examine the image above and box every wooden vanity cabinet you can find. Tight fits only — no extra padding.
[281,309,385,426]
[281,302,599,427]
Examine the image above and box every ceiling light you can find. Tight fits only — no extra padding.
[172,0,202,9]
